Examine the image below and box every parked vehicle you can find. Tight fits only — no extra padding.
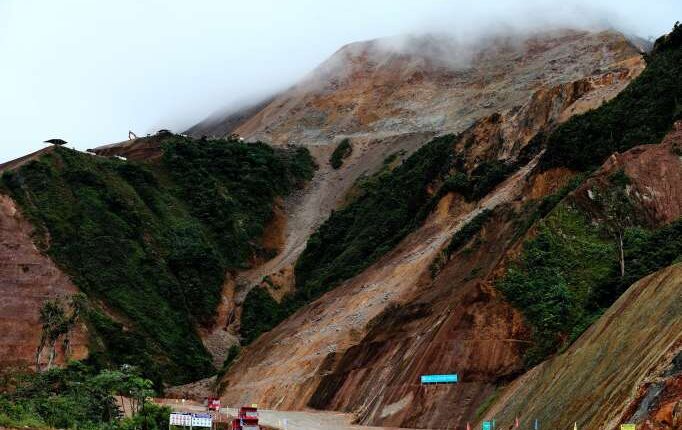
[231,406,259,430]
[207,397,221,411]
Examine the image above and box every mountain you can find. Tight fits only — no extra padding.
[208,26,681,430]
[192,30,642,145]
[0,137,315,385]
[1,23,681,430]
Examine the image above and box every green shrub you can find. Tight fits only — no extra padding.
[497,205,616,364]
[497,202,682,365]
[240,287,282,344]
[330,138,352,169]
[445,209,492,256]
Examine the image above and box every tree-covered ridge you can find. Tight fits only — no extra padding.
[1,137,314,385]
[540,22,682,171]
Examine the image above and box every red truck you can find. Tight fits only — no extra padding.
[231,406,259,430]
[207,397,221,411]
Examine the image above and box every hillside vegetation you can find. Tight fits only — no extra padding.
[1,136,314,385]
[241,132,520,343]
[329,138,352,169]
[540,22,682,171]
[499,196,682,364]
[498,23,682,364]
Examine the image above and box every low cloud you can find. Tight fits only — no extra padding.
[0,0,678,162]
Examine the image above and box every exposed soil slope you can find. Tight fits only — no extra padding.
[0,194,88,368]
[219,158,539,412]
[200,31,644,362]
[574,123,682,226]
[480,263,682,430]
[211,31,674,430]
[229,30,641,145]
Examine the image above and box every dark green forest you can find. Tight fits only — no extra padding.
[1,136,314,385]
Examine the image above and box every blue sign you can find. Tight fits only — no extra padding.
[482,421,492,430]
[420,374,458,384]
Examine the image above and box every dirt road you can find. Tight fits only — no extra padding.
[224,407,416,430]
[157,400,417,430]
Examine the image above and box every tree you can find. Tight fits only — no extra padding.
[36,300,67,371]
[596,171,633,278]
[35,294,86,371]
[91,365,155,419]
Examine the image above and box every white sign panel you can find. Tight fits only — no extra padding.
[170,413,193,426]
[169,413,212,428]
[191,414,213,428]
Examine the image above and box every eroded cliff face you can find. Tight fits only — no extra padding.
[480,263,682,430]
[216,31,646,427]
[574,123,682,227]
[228,30,641,145]
[308,204,533,429]
[460,129,682,430]
[202,30,644,366]
[0,194,88,368]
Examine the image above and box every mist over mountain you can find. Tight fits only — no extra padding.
[1,0,678,163]
[0,3,681,430]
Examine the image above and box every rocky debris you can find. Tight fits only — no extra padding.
[229,30,642,146]
[212,29,646,429]
[575,127,682,226]
[233,132,433,296]
[164,376,218,400]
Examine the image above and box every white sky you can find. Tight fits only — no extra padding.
[0,0,679,162]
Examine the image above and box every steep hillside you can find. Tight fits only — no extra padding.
[481,263,682,430]
[217,55,644,414]
[3,24,678,430]
[193,29,644,352]
[197,30,642,145]
[185,97,275,139]
[0,194,88,369]
[0,137,314,386]
[214,25,681,430]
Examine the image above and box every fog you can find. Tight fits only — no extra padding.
[0,0,679,162]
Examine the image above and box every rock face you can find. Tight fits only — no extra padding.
[593,124,682,226]
[194,30,642,146]
[0,194,88,368]
[480,263,682,430]
[196,28,643,311]
[214,29,648,429]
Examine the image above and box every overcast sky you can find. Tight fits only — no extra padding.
[0,1,679,162]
